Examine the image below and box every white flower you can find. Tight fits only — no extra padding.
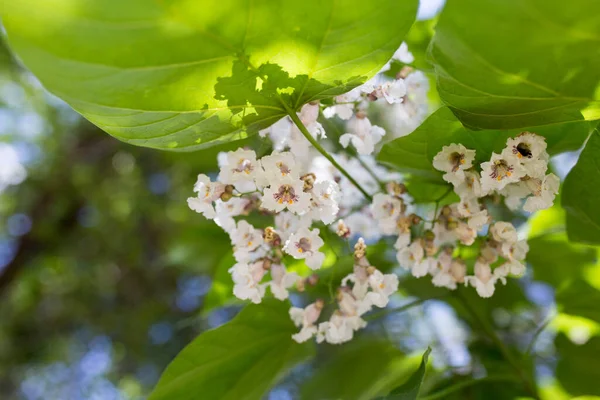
[323,104,354,120]
[218,148,259,184]
[365,269,398,307]
[393,42,415,64]
[394,231,411,251]
[412,257,435,278]
[501,239,529,261]
[503,132,549,176]
[339,115,385,155]
[229,262,267,304]
[464,260,505,298]
[275,211,312,243]
[397,240,425,274]
[343,211,382,241]
[380,80,407,104]
[480,152,526,193]
[490,221,518,245]
[468,210,490,231]
[342,265,370,300]
[259,151,299,182]
[497,259,526,277]
[267,264,299,300]
[454,171,483,200]
[187,174,226,219]
[213,198,250,233]
[283,228,326,270]
[456,222,477,246]
[316,313,366,344]
[308,180,340,224]
[523,174,560,213]
[261,176,311,214]
[433,258,466,290]
[260,117,293,152]
[371,193,403,235]
[432,144,476,186]
[290,300,324,343]
[230,220,264,262]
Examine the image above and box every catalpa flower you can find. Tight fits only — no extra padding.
[523,174,560,213]
[229,262,268,304]
[433,144,476,186]
[230,220,264,263]
[339,114,385,155]
[480,152,525,193]
[365,268,399,307]
[219,148,259,184]
[307,180,340,224]
[464,259,506,298]
[259,151,299,183]
[283,228,326,270]
[267,263,299,301]
[290,300,324,343]
[262,177,311,214]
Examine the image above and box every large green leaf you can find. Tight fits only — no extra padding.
[556,333,600,396]
[563,127,600,244]
[556,280,600,324]
[378,107,590,177]
[3,0,418,150]
[148,300,314,400]
[527,234,597,286]
[301,341,420,400]
[429,0,600,130]
[381,347,431,400]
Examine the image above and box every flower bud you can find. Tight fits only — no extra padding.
[336,220,351,238]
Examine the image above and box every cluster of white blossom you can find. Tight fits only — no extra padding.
[290,239,398,344]
[186,42,559,344]
[321,44,430,154]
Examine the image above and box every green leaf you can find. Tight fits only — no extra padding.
[378,107,590,177]
[301,340,420,400]
[563,127,600,244]
[556,333,600,396]
[527,234,596,286]
[149,300,314,400]
[556,280,600,324]
[382,347,431,400]
[3,0,418,150]
[202,253,238,315]
[429,0,600,130]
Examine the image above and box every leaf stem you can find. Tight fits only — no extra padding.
[455,292,539,399]
[418,375,520,400]
[285,108,373,201]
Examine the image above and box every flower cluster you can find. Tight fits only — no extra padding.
[185,42,559,344]
[188,147,342,304]
[290,239,398,344]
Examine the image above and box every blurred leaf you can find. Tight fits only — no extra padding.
[3,0,418,150]
[301,340,420,400]
[556,333,600,397]
[149,300,314,400]
[381,347,431,400]
[403,178,458,205]
[378,107,590,178]
[556,280,600,324]
[430,0,600,129]
[202,252,238,315]
[527,233,597,286]
[563,127,600,244]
